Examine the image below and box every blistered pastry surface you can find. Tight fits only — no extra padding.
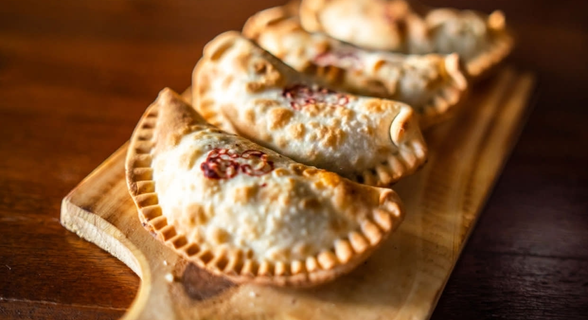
[194,32,427,185]
[126,89,406,286]
[154,129,366,262]
[243,7,467,123]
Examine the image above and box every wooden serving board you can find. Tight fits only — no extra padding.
[61,68,535,320]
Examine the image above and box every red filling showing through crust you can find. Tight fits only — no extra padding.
[282,84,349,110]
[201,148,274,180]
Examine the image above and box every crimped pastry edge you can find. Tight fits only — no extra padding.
[464,11,514,78]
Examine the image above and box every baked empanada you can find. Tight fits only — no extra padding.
[126,88,406,287]
[193,32,427,187]
[299,0,513,77]
[243,5,468,128]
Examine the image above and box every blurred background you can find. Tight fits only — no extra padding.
[0,0,586,319]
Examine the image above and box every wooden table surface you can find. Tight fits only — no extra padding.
[1,0,587,319]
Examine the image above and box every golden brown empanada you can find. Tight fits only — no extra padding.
[299,0,513,77]
[126,88,406,287]
[193,32,428,187]
[243,5,468,128]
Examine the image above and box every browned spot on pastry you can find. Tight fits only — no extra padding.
[336,108,354,122]
[316,41,331,54]
[182,149,206,170]
[253,60,273,74]
[253,60,268,74]
[364,99,388,113]
[307,149,319,160]
[210,227,230,245]
[317,171,342,188]
[288,123,305,140]
[306,121,319,129]
[235,52,253,70]
[185,203,209,225]
[276,137,288,148]
[244,109,255,123]
[301,198,321,210]
[240,221,260,240]
[273,168,290,177]
[316,126,329,137]
[322,131,338,148]
[268,107,293,130]
[260,131,272,141]
[312,125,346,148]
[373,59,387,72]
[264,15,290,29]
[178,152,192,170]
[180,262,235,301]
[169,134,182,147]
[321,127,346,148]
[329,118,341,127]
[245,58,284,93]
[221,74,234,88]
[197,79,210,95]
[361,126,375,137]
[255,99,281,112]
[289,163,306,175]
[246,81,265,93]
[265,67,284,87]
[233,185,258,204]
[192,228,205,244]
[302,168,320,177]
[314,180,327,189]
[332,181,356,209]
[305,104,322,117]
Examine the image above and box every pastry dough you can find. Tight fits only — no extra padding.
[299,0,513,77]
[126,88,406,287]
[243,5,468,128]
[193,31,428,187]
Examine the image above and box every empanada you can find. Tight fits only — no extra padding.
[126,88,406,287]
[243,5,468,128]
[299,0,513,77]
[193,32,427,187]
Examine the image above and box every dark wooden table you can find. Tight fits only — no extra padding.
[1,0,587,319]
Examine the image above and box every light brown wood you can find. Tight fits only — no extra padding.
[60,68,535,320]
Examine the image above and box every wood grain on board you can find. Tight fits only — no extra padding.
[61,69,535,319]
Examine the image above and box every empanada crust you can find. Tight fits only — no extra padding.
[126,88,406,287]
[299,0,513,78]
[193,32,428,187]
[243,5,468,128]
